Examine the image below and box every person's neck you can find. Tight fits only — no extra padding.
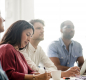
[14,45,19,51]
[62,37,71,47]
[30,39,40,49]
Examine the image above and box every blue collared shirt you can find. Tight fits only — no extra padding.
[47,38,83,67]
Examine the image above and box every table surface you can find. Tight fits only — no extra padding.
[50,76,85,80]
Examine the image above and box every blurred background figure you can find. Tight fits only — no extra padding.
[0,10,8,80]
[0,11,5,32]
[47,20,84,71]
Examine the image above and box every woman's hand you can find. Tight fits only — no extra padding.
[35,72,51,80]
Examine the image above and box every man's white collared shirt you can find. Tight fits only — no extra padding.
[20,43,57,73]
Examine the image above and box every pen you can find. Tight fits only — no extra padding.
[63,77,70,80]
[44,67,48,73]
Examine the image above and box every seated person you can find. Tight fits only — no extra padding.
[20,19,80,77]
[47,20,84,71]
[0,11,8,80]
[0,20,51,80]
[0,11,5,32]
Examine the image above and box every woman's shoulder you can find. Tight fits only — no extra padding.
[0,44,16,58]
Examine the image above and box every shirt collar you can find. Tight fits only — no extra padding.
[59,38,74,47]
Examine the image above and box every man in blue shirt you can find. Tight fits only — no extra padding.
[47,20,84,71]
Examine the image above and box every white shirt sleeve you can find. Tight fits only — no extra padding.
[20,49,46,73]
[20,46,57,74]
[40,47,57,72]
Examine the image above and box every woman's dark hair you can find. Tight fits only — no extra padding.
[0,20,34,47]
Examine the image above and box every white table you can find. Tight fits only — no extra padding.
[50,77,83,80]
[50,78,66,80]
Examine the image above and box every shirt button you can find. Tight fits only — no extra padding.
[34,51,36,52]
[67,62,69,64]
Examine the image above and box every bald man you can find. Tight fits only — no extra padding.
[47,20,84,71]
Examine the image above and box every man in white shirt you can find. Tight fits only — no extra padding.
[20,19,80,77]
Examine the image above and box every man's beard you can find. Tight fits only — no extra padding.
[33,37,44,41]
[64,35,74,39]
[65,36,73,39]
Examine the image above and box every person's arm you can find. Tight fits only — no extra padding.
[24,72,51,80]
[50,57,70,71]
[47,42,69,71]
[76,56,84,68]
[2,47,50,80]
[61,66,80,77]
[20,51,46,74]
[24,74,33,80]
[40,47,57,72]
[76,43,84,68]
[1,47,30,80]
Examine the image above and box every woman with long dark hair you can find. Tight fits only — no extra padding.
[0,20,50,80]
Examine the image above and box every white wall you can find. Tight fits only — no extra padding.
[34,0,86,60]
[5,0,34,30]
